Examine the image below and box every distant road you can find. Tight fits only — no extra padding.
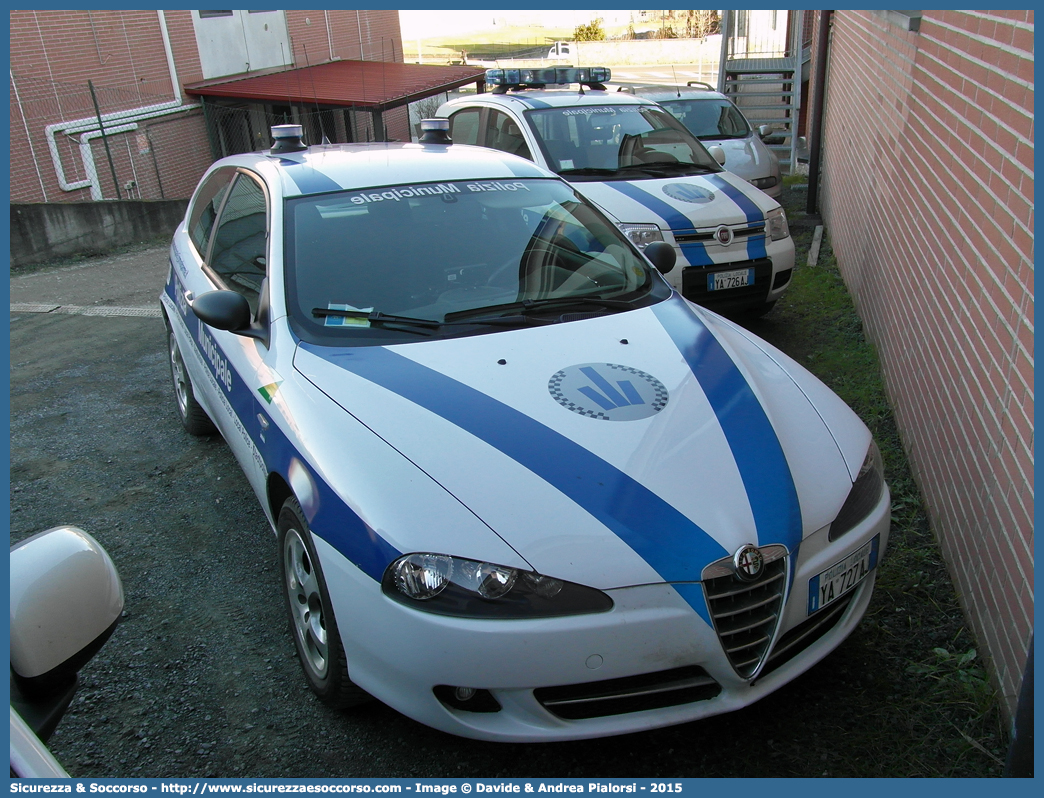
[607,64,719,89]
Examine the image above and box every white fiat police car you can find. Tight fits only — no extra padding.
[437,67,794,316]
[161,121,889,742]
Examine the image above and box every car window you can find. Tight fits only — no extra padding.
[187,167,236,259]
[484,110,533,160]
[448,109,481,145]
[661,99,752,140]
[207,172,268,315]
[525,104,719,174]
[283,178,662,343]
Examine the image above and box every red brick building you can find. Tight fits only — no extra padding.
[807,10,1033,717]
[9,10,477,204]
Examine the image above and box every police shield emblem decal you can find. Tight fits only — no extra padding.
[549,363,668,421]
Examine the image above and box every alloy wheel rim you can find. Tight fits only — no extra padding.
[283,527,329,679]
[169,334,190,417]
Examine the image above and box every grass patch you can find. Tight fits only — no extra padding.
[741,179,1010,775]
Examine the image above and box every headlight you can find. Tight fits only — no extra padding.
[382,553,613,618]
[765,207,790,241]
[829,441,885,541]
[618,223,664,249]
[750,176,779,190]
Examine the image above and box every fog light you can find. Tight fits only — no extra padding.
[434,685,502,713]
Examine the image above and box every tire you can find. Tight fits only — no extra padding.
[167,328,216,436]
[277,498,371,708]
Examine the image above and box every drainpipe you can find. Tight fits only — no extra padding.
[46,103,198,198]
[807,10,832,214]
[43,9,199,199]
[156,10,182,104]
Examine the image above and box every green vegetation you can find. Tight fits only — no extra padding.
[743,179,1010,775]
[573,18,606,42]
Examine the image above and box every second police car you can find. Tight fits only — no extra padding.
[161,121,889,742]
[437,67,795,316]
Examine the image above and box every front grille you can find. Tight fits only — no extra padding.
[534,666,721,720]
[674,223,766,244]
[682,258,773,307]
[761,592,855,678]
[702,545,788,679]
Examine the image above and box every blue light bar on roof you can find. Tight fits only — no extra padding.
[485,66,611,87]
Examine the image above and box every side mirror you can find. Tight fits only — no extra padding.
[758,125,773,139]
[707,145,726,165]
[191,289,252,332]
[644,241,676,274]
[191,289,270,347]
[10,526,123,744]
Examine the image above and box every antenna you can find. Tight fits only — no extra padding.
[303,44,330,144]
[281,42,292,123]
[294,48,306,134]
[381,37,387,140]
[671,64,681,97]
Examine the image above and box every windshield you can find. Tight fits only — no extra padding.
[525,104,722,178]
[284,178,666,344]
[660,98,752,140]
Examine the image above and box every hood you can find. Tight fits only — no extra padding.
[292,296,859,595]
[702,136,779,181]
[569,170,775,230]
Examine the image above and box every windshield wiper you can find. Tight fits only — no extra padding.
[312,307,539,331]
[444,295,637,323]
[617,162,717,177]
[557,167,620,176]
[312,308,442,331]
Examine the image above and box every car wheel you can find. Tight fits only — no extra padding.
[167,329,216,436]
[277,498,371,708]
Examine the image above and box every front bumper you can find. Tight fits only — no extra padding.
[664,234,795,314]
[313,486,889,742]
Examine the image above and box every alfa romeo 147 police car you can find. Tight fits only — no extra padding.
[160,121,889,742]
[437,67,795,316]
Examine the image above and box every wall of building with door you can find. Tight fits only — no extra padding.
[9,10,404,204]
[809,10,1033,718]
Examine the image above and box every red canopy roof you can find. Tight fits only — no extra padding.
[184,60,485,110]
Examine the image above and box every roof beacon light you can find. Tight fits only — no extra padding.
[486,66,610,92]
[418,118,452,145]
[270,124,307,154]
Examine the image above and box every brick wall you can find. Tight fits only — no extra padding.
[9,10,407,203]
[813,10,1033,716]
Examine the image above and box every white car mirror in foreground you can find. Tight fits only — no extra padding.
[10,706,69,778]
[707,145,727,165]
[10,525,124,777]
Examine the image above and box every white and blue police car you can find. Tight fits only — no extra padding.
[161,121,889,742]
[437,67,795,316]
